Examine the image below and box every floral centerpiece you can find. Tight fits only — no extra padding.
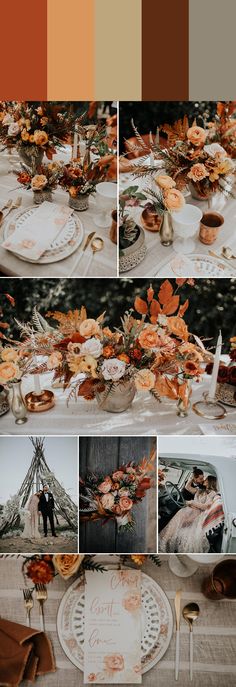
[129,117,235,201]
[59,157,108,211]
[207,102,236,159]
[0,102,72,170]
[17,280,210,415]
[16,162,63,204]
[80,448,156,531]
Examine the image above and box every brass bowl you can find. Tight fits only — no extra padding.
[141,207,162,232]
[24,389,55,412]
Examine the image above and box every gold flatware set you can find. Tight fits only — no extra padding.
[174,590,200,682]
[0,196,22,227]
[69,229,104,276]
[22,583,48,631]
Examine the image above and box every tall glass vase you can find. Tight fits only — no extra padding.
[176,380,192,417]
[11,381,28,425]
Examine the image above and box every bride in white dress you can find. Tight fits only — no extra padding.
[21,491,42,539]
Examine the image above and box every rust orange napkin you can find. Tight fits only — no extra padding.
[0,617,56,686]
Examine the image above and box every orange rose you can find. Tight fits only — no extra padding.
[34,130,49,146]
[135,369,155,391]
[119,496,133,512]
[155,174,176,189]
[188,163,209,182]
[98,477,112,493]
[167,316,189,341]
[79,318,100,338]
[21,129,29,142]
[69,186,77,198]
[1,347,19,362]
[163,189,185,211]
[187,126,207,147]
[117,353,130,363]
[53,554,84,580]
[179,342,203,362]
[138,327,160,349]
[0,361,20,384]
[102,345,115,358]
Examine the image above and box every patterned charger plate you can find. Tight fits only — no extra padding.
[155,253,236,278]
[57,570,173,674]
[3,205,84,264]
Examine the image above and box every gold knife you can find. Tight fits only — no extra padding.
[174,589,182,681]
[69,231,96,276]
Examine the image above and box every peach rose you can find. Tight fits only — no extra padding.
[155,174,176,189]
[0,361,20,384]
[1,347,19,362]
[100,492,115,510]
[112,470,124,481]
[135,369,156,391]
[167,316,189,341]
[187,163,209,182]
[179,342,203,362]
[138,326,160,349]
[163,188,185,211]
[98,477,112,493]
[47,351,62,369]
[69,186,77,198]
[122,591,141,612]
[119,496,133,512]
[21,129,30,142]
[187,126,207,147]
[79,318,100,338]
[53,554,84,580]
[104,655,124,673]
[34,130,49,146]
[31,174,47,190]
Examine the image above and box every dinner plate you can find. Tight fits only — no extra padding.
[155,253,236,278]
[57,569,173,674]
[3,205,84,264]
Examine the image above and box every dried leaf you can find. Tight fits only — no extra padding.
[162,295,179,315]
[134,296,148,315]
[154,375,179,400]
[150,299,161,316]
[147,286,154,303]
[178,299,189,317]
[4,293,15,307]
[0,322,9,329]
[158,280,173,306]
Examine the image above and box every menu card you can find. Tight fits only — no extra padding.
[3,202,72,261]
[84,569,142,684]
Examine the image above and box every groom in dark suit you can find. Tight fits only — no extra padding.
[38,485,57,537]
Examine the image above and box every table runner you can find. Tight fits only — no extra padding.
[0,556,235,686]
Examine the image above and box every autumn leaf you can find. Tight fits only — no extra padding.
[134,296,148,315]
[147,285,154,303]
[0,322,9,329]
[176,278,186,286]
[154,375,179,400]
[178,299,189,317]
[158,280,173,306]
[162,295,179,315]
[4,293,15,306]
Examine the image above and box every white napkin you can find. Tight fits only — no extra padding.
[2,202,73,261]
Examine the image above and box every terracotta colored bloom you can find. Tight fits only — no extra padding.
[100,492,115,510]
[79,318,100,338]
[119,496,133,512]
[34,130,49,146]
[183,360,202,376]
[155,174,176,189]
[104,655,124,673]
[112,504,122,515]
[26,559,54,585]
[188,163,209,182]
[17,171,31,185]
[31,174,48,191]
[130,347,142,361]
[163,189,185,212]
[138,326,160,349]
[102,345,115,358]
[0,361,20,384]
[53,554,84,580]
[69,186,77,198]
[112,470,124,481]
[130,555,146,566]
[1,347,19,362]
[217,365,229,383]
[47,351,62,369]
[98,477,112,493]
[135,369,156,391]
[117,353,130,363]
[167,316,189,341]
[187,126,207,147]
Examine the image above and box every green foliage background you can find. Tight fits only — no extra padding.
[1,278,235,353]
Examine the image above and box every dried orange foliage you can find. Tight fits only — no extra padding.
[46,307,87,335]
[161,115,191,145]
[134,280,189,326]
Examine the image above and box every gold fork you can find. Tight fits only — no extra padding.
[22,588,34,627]
[3,196,22,219]
[35,583,48,631]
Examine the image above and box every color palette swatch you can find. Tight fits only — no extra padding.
[1,0,235,101]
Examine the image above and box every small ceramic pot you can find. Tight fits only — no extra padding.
[199,211,224,245]
[95,379,136,413]
[69,193,89,211]
[119,226,147,272]
[110,210,117,244]
[141,206,162,232]
[33,189,52,205]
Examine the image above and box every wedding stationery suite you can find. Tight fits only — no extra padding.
[84,569,142,684]
[2,202,73,261]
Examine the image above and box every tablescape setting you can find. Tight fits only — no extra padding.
[0,101,117,277]
[119,103,236,278]
[0,553,235,686]
[0,279,236,434]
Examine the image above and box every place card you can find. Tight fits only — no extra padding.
[84,569,142,684]
[3,202,72,261]
[199,422,236,435]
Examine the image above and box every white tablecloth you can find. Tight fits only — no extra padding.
[1,370,235,435]
[0,555,235,686]
[0,152,117,277]
[120,171,236,277]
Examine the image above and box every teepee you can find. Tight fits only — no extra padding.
[0,437,77,536]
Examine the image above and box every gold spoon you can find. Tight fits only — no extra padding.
[222,246,236,260]
[182,603,200,681]
[84,236,104,276]
[0,200,12,226]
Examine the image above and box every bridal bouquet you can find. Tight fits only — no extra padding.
[0,102,71,158]
[80,449,156,531]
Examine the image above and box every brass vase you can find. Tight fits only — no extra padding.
[11,381,28,425]
[160,211,174,246]
[141,206,162,232]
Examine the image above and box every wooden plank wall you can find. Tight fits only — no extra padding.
[79,436,157,554]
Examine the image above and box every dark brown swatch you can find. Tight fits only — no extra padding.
[1,0,47,100]
[142,0,189,100]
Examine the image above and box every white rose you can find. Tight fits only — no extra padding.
[204,143,226,158]
[80,337,103,359]
[2,114,14,126]
[8,122,20,137]
[101,358,126,382]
